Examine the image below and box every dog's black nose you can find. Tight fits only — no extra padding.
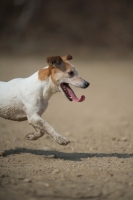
[84,81,90,88]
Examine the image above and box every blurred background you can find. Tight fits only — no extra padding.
[0,0,133,58]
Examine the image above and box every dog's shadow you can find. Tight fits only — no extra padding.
[4,148,133,161]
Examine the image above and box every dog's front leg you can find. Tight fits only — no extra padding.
[25,127,45,141]
[26,114,70,145]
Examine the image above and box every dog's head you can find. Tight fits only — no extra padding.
[39,55,90,102]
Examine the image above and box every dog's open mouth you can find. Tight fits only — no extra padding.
[60,83,85,102]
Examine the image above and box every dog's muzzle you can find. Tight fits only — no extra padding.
[84,81,90,88]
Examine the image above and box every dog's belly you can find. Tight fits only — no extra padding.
[0,106,27,121]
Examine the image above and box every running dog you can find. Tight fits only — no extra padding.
[0,55,89,145]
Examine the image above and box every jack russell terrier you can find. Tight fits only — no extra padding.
[0,55,89,145]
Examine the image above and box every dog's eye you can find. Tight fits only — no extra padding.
[68,71,74,76]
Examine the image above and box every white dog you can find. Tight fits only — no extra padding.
[0,55,89,145]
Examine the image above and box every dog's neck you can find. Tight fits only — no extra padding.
[42,76,59,101]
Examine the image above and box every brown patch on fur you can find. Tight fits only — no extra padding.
[38,67,51,81]
[40,55,73,85]
[50,67,60,86]
[50,61,73,86]
[64,61,73,71]
[62,55,73,61]
[47,56,62,66]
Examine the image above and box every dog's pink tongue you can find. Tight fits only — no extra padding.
[67,87,85,102]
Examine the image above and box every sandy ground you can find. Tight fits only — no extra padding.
[0,55,133,200]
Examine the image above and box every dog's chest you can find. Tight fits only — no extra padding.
[37,100,48,116]
[0,105,27,121]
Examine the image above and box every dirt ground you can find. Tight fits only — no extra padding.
[0,55,133,200]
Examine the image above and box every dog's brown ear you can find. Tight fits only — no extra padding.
[47,56,62,66]
[62,55,73,61]
[67,54,73,60]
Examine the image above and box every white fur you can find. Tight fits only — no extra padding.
[0,70,69,145]
[0,59,89,145]
[0,72,55,119]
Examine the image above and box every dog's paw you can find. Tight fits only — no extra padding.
[57,136,70,145]
[24,133,38,140]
